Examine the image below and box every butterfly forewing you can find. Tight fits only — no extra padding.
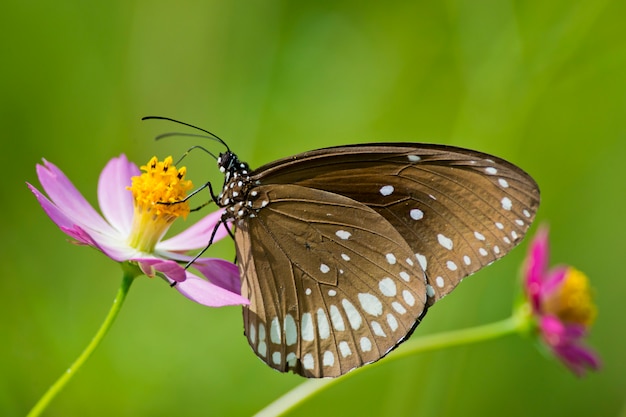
[236,184,428,377]
[214,142,539,378]
[249,144,540,304]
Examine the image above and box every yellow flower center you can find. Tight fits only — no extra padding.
[544,268,597,327]
[126,156,193,252]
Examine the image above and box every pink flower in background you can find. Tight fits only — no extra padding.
[28,154,248,307]
[524,226,599,376]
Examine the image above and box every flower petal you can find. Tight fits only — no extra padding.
[172,272,249,307]
[555,342,601,376]
[539,316,600,376]
[30,182,137,259]
[136,258,187,282]
[28,183,81,231]
[192,258,241,295]
[158,210,230,252]
[541,266,568,299]
[35,159,116,235]
[98,155,139,236]
[525,226,550,310]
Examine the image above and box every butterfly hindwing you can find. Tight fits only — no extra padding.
[236,184,428,377]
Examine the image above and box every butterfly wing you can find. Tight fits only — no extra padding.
[236,184,428,377]
[250,143,540,304]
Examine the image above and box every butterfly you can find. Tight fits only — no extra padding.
[146,118,540,378]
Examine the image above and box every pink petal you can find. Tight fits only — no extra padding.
[136,258,187,282]
[541,266,568,299]
[30,182,137,259]
[540,316,600,376]
[173,272,249,307]
[555,343,601,376]
[193,258,241,295]
[35,159,114,234]
[525,226,550,310]
[28,183,81,231]
[158,210,231,252]
[98,155,139,236]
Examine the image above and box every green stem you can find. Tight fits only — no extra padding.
[255,306,531,417]
[27,272,136,417]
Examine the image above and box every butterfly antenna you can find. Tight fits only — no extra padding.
[142,116,230,152]
[174,145,218,166]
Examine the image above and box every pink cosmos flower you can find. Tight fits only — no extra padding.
[524,226,599,376]
[27,154,248,307]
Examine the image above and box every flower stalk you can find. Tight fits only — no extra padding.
[27,270,138,417]
[255,306,530,417]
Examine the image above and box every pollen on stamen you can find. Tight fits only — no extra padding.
[126,156,193,252]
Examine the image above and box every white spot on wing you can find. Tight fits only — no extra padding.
[435,276,445,288]
[408,155,421,162]
[323,351,335,367]
[301,313,314,341]
[270,317,281,344]
[498,178,509,188]
[358,293,383,316]
[474,231,485,241]
[387,313,399,332]
[303,353,314,370]
[336,230,351,240]
[386,253,397,264]
[446,260,457,271]
[371,321,386,337]
[258,341,267,357]
[501,197,513,211]
[410,208,424,220]
[320,263,330,273]
[379,277,397,297]
[485,167,498,175]
[402,290,416,306]
[272,351,281,365]
[360,337,372,352]
[437,234,453,250]
[392,301,407,314]
[339,341,352,357]
[416,253,427,270]
[329,305,345,331]
[426,285,435,298]
[249,322,256,344]
[317,308,330,339]
[342,299,363,329]
[399,271,410,282]
[380,185,394,196]
[284,314,297,346]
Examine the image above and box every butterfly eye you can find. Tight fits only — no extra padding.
[214,143,540,378]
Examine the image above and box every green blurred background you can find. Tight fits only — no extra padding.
[2,0,625,416]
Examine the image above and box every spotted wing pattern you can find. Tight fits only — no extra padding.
[250,144,540,305]
[236,184,427,377]
[217,143,539,378]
